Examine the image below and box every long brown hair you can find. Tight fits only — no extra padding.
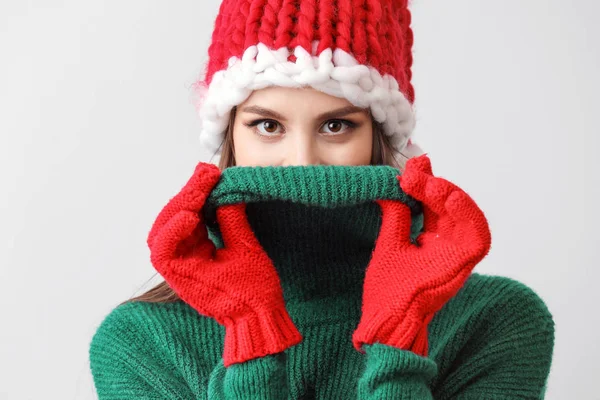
[122,106,405,305]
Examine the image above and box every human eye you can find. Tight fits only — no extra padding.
[320,119,357,135]
[243,119,284,137]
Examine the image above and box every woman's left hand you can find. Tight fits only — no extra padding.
[352,154,492,357]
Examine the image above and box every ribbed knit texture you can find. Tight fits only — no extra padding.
[90,165,555,399]
[204,164,423,245]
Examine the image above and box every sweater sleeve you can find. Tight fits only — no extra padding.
[89,305,201,399]
[357,344,437,399]
[357,275,555,399]
[89,302,290,400]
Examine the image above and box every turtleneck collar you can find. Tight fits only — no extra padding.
[203,164,423,325]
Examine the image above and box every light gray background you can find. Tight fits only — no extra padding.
[1,1,598,399]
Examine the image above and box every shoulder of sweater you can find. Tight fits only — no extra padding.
[89,299,223,365]
[457,272,554,323]
[89,300,226,397]
[434,272,555,346]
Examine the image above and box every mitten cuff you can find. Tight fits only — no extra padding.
[222,306,303,367]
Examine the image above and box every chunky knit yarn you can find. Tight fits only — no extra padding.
[194,0,425,164]
[89,165,555,399]
[203,0,414,95]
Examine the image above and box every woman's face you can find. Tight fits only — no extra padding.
[232,86,373,166]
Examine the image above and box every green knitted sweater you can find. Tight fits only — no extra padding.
[89,165,555,399]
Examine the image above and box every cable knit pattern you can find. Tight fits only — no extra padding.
[90,165,555,399]
[194,0,423,163]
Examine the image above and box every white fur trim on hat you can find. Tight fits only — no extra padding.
[195,40,421,164]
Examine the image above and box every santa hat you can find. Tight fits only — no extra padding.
[193,0,425,166]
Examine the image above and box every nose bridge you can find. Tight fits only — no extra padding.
[287,127,319,166]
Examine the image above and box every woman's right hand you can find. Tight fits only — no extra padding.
[146,162,302,367]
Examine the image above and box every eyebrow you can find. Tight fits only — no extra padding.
[240,104,368,121]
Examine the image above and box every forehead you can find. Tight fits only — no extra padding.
[241,86,355,108]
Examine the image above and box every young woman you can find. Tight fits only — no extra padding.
[89,1,555,398]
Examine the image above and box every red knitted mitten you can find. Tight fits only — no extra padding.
[352,154,492,357]
[147,162,302,367]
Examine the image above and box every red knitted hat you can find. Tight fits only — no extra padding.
[194,0,424,165]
